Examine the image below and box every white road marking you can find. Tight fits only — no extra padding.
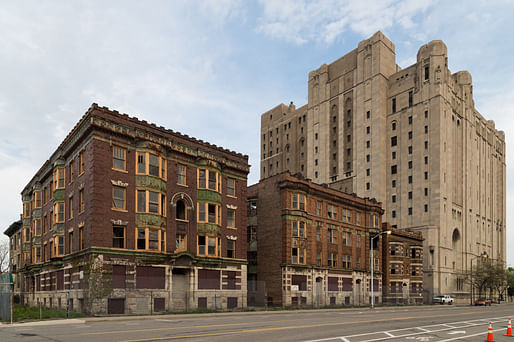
[446,330,465,334]
[384,332,395,337]
[416,327,430,332]
[438,328,504,341]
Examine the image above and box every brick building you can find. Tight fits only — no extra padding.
[381,224,424,304]
[247,172,386,307]
[6,104,249,314]
[4,220,22,292]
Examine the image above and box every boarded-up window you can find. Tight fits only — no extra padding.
[154,298,165,312]
[136,266,165,289]
[112,265,126,289]
[227,297,238,309]
[291,275,307,291]
[330,296,336,305]
[198,269,220,289]
[57,270,64,290]
[342,278,352,291]
[328,277,338,291]
[108,298,125,314]
[198,297,207,308]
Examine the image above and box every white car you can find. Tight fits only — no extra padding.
[432,295,454,305]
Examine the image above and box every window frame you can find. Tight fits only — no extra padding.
[112,146,127,171]
[197,235,220,257]
[112,186,126,211]
[136,189,166,216]
[135,227,166,252]
[197,168,221,192]
[227,239,236,258]
[177,164,187,186]
[54,202,65,223]
[135,151,166,180]
[176,233,187,252]
[291,247,305,264]
[226,208,236,228]
[197,202,221,225]
[112,226,126,249]
[227,177,236,197]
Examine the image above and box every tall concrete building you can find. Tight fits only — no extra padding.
[259,31,506,302]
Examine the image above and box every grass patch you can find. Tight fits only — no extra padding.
[12,304,85,322]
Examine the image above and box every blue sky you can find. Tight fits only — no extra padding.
[1,0,513,265]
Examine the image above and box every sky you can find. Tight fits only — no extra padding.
[0,0,513,264]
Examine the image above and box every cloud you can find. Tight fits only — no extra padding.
[256,0,434,44]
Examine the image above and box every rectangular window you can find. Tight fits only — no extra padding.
[197,168,220,192]
[57,236,64,256]
[148,191,159,213]
[112,186,126,210]
[197,202,221,225]
[316,223,321,241]
[197,236,219,256]
[113,226,125,248]
[79,189,84,212]
[198,269,220,290]
[113,146,126,171]
[391,165,397,174]
[424,65,429,80]
[227,240,235,258]
[69,161,74,183]
[68,197,73,219]
[391,136,397,146]
[79,151,84,174]
[356,235,361,248]
[392,98,396,113]
[23,202,31,218]
[79,227,84,250]
[68,230,73,254]
[24,227,30,242]
[408,91,413,107]
[34,191,42,208]
[149,154,160,176]
[316,201,322,215]
[328,252,337,267]
[176,233,186,251]
[136,228,165,252]
[227,209,235,228]
[227,177,236,196]
[54,202,65,223]
[137,152,146,173]
[177,164,187,185]
[136,190,164,215]
[292,248,305,264]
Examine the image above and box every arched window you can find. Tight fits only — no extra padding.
[176,200,186,220]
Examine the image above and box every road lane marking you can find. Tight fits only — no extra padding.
[416,327,430,332]
[117,313,506,342]
[384,332,395,337]
[438,328,504,341]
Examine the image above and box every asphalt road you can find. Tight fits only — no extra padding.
[1,304,514,342]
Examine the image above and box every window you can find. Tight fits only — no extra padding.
[424,65,429,80]
[392,180,396,188]
[68,230,73,254]
[366,126,370,134]
[54,202,65,223]
[366,141,370,148]
[54,168,65,189]
[79,151,84,174]
[113,226,125,248]
[392,210,396,218]
[342,232,351,246]
[392,121,396,130]
[316,223,321,241]
[392,98,396,112]
[33,219,41,236]
[408,146,412,154]
[392,151,396,159]
[408,161,412,169]
[292,221,305,237]
[391,165,397,174]
[197,202,221,225]
[391,136,397,146]
[408,116,412,125]
[328,252,337,267]
[425,110,428,119]
[316,252,321,266]
[408,175,413,184]
[369,214,379,228]
[24,227,30,242]
[366,154,370,162]
[113,146,126,171]
[366,168,370,176]
[197,235,220,256]
[356,212,360,225]
[424,156,428,164]
[176,233,186,251]
[136,152,166,179]
[112,186,126,210]
[408,207,413,215]
[79,189,84,213]
[79,227,84,250]
[136,227,165,252]
[136,190,165,215]
[342,255,351,269]
[69,161,74,183]
[424,171,428,180]
[424,204,428,212]
[329,229,337,244]
[227,178,236,197]
[227,209,236,228]
[408,191,413,199]
[34,247,41,263]
[408,91,413,107]
[292,248,305,264]
[227,240,235,258]
[292,193,305,210]
[366,182,370,190]
[424,188,428,196]
[392,195,396,203]
[176,200,187,221]
[33,191,42,208]
[197,168,220,192]
[425,141,428,150]
[68,197,73,219]
[425,125,428,134]
[408,131,412,140]
[56,236,64,256]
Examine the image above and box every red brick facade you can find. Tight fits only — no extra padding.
[12,104,249,314]
[247,173,387,307]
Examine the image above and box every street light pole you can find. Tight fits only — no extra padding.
[370,230,391,309]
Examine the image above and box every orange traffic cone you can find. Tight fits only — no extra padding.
[505,317,514,336]
[486,321,495,341]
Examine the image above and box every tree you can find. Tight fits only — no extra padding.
[470,259,508,300]
[0,239,9,273]
[507,268,514,298]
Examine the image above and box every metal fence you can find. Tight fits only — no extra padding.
[0,273,13,322]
